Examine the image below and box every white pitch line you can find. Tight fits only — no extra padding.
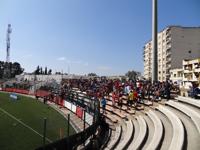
[0,107,52,142]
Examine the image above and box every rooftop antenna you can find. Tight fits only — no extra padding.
[6,24,12,62]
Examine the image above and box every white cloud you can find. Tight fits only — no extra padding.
[71,60,82,64]
[23,54,33,58]
[57,57,66,61]
[97,66,111,71]
[83,62,89,66]
[57,57,88,67]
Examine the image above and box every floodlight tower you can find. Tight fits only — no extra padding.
[6,24,12,63]
[152,0,158,83]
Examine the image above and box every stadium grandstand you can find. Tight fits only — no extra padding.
[0,77,200,150]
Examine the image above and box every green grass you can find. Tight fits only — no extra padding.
[0,92,75,150]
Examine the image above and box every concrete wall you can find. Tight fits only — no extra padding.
[171,27,200,69]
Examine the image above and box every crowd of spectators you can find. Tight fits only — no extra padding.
[188,82,200,99]
[59,78,180,111]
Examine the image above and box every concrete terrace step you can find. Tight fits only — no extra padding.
[100,127,112,150]
[176,96,200,108]
[165,105,200,150]
[153,109,172,150]
[138,100,153,106]
[127,116,140,146]
[103,111,118,123]
[156,105,184,150]
[105,125,122,150]
[128,115,147,150]
[106,97,136,114]
[145,110,163,150]
[105,105,127,119]
[116,119,127,148]
[115,120,134,150]
[141,114,154,150]
[166,100,200,133]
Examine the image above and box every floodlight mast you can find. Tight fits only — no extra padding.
[152,0,158,83]
[6,24,12,63]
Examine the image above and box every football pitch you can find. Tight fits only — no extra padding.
[0,92,75,150]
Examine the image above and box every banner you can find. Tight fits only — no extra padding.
[10,93,18,100]
[3,88,29,94]
[58,97,64,106]
[85,112,93,125]
[67,101,72,110]
[71,104,76,113]
[76,107,83,118]
[35,90,50,97]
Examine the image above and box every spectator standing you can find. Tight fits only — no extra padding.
[118,91,123,112]
[133,89,138,108]
[101,97,107,114]
[112,92,116,107]
[128,90,134,110]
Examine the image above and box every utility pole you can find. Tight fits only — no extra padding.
[152,0,158,83]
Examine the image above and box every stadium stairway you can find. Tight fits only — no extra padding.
[68,89,200,149]
[100,96,200,150]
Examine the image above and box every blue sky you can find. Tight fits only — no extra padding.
[0,0,199,76]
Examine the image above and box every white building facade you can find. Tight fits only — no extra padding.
[182,58,200,88]
[15,74,86,83]
[143,26,200,81]
[170,68,183,85]
[170,58,200,89]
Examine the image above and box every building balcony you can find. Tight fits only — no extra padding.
[166,44,171,49]
[183,77,198,82]
[184,69,193,73]
[166,38,171,44]
[166,50,171,57]
[166,58,171,63]
[166,27,170,32]
[194,68,200,72]
[184,66,193,70]
[166,64,171,69]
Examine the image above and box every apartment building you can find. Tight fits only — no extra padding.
[170,68,183,84]
[143,26,200,81]
[170,58,200,88]
[182,58,200,87]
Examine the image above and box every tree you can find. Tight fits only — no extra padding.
[11,62,24,77]
[0,61,24,79]
[48,69,52,75]
[88,73,97,76]
[44,67,47,75]
[55,72,61,75]
[0,61,4,78]
[39,67,43,75]
[35,66,40,75]
[125,70,141,81]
